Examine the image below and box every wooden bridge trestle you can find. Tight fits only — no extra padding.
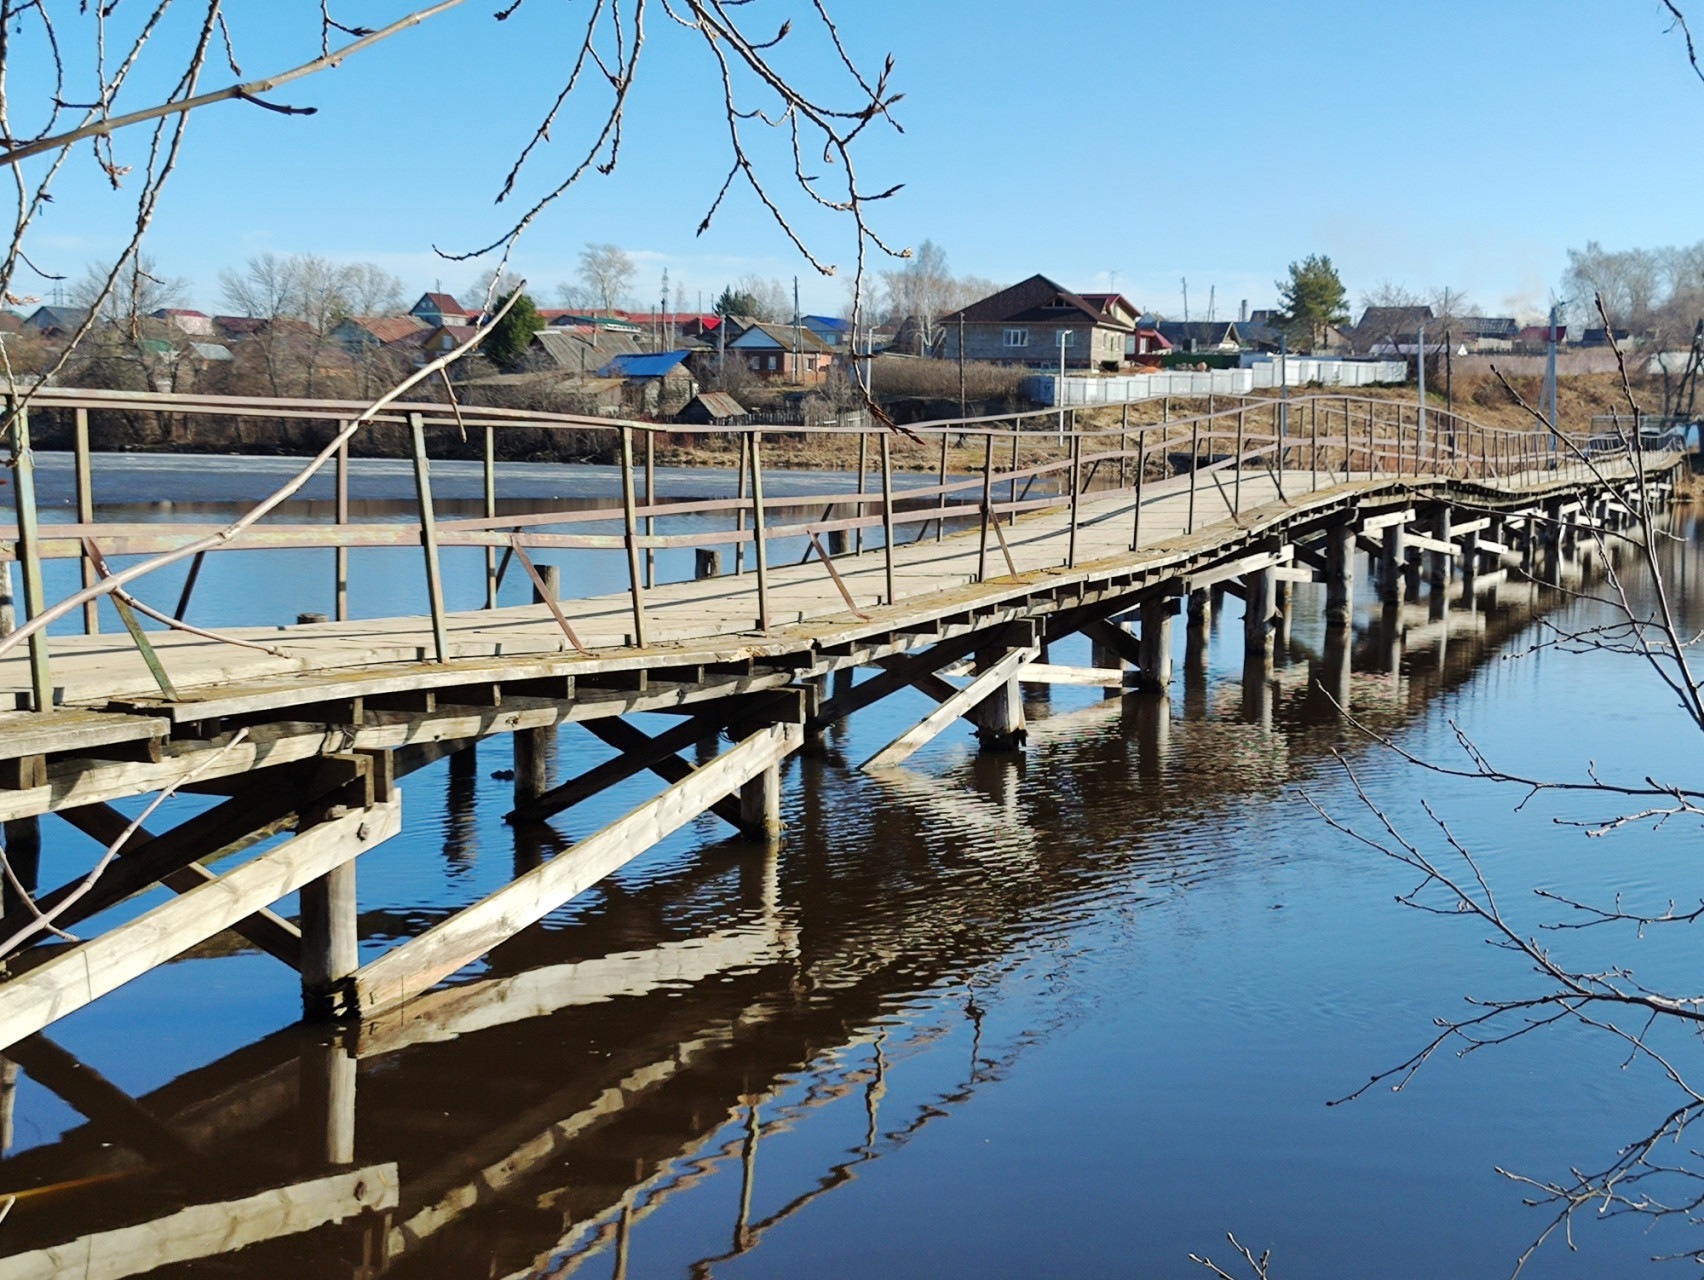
[0,384,1682,1057]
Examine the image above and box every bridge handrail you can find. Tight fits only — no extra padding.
[0,387,1664,709]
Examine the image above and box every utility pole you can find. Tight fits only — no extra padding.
[1546,303,1559,466]
[793,276,802,387]
[660,269,670,351]
[1181,277,1189,324]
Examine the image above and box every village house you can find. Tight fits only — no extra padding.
[330,314,429,350]
[675,390,748,426]
[938,275,1136,371]
[23,306,91,340]
[409,292,470,328]
[150,308,215,337]
[599,350,697,414]
[726,322,834,382]
[1155,320,1242,354]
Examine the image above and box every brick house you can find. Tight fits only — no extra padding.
[726,322,833,382]
[938,275,1136,370]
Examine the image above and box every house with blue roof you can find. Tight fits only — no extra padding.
[597,349,697,414]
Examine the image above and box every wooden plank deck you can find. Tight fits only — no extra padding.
[0,455,1668,743]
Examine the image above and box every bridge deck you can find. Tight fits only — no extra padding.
[0,458,1647,721]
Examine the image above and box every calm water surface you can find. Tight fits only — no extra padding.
[5,456,1704,1277]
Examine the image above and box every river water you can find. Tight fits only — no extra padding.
[5,455,1704,1278]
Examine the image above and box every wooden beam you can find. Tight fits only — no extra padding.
[1080,619,1144,669]
[0,710,168,764]
[352,725,801,1017]
[0,1165,398,1280]
[1017,662,1130,687]
[511,692,792,823]
[0,756,369,951]
[808,624,1024,732]
[577,716,746,830]
[53,803,303,970]
[0,799,400,1053]
[862,647,1037,770]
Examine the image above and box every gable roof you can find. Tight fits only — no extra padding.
[412,292,468,318]
[942,275,1130,330]
[599,350,692,378]
[342,315,429,344]
[1156,320,1240,347]
[1355,305,1434,335]
[24,305,91,332]
[531,325,644,370]
[687,391,746,420]
[727,322,833,353]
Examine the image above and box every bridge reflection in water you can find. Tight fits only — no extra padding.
[0,552,1601,1278]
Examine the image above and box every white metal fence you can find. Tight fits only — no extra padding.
[1020,359,1406,407]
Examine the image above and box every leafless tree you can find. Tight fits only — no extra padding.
[1308,293,1704,1272]
[0,1,906,425]
[577,243,636,314]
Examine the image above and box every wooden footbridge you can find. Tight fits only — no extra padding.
[0,385,1678,1066]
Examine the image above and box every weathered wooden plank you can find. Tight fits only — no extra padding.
[0,1165,398,1280]
[0,710,168,763]
[0,798,401,1053]
[862,647,1037,770]
[352,724,801,1017]
[1017,662,1130,687]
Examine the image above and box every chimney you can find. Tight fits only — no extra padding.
[1239,299,1248,322]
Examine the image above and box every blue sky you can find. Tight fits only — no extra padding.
[20,1,1704,321]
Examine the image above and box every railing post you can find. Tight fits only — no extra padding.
[1342,398,1352,480]
[978,428,994,584]
[482,424,496,609]
[1132,425,1147,551]
[1234,409,1244,514]
[408,412,450,663]
[620,426,649,646]
[644,427,656,589]
[1118,402,1129,489]
[750,429,770,632]
[1008,421,1021,526]
[1367,402,1375,476]
[855,431,868,555]
[880,431,896,606]
[1187,420,1199,535]
[1067,426,1081,568]
[935,430,949,542]
[8,400,52,712]
[74,408,97,634]
[336,428,351,621]
[734,432,749,576]
[1310,399,1319,490]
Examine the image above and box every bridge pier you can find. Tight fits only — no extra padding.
[1243,567,1275,659]
[739,764,784,839]
[1137,597,1174,694]
[1325,523,1354,629]
[513,729,551,808]
[1380,524,1406,605]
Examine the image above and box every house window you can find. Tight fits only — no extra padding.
[767,355,778,370]
[1003,328,1029,348]
[1057,330,1075,347]
[749,356,762,371]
